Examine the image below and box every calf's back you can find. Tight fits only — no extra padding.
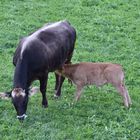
[63,62,124,87]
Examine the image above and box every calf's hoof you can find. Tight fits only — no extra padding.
[129,101,132,106]
[123,102,130,108]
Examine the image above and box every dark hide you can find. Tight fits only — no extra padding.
[12,20,76,120]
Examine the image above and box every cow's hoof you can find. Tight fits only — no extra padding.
[42,105,48,108]
[54,94,60,98]
[42,99,48,108]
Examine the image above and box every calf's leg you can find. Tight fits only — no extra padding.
[114,83,131,107]
[122,85,132,105]
[39,74,48,108]
[75,85,84,101]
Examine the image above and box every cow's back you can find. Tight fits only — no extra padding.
[13,20,76,72]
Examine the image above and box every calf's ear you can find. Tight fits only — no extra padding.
[61,66,65,73]
[59,66,65,72]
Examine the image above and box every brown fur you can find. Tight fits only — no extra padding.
[55,62,132,107]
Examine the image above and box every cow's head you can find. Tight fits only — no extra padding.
[11,88,28,121]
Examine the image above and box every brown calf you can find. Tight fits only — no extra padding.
[55,62,132,107]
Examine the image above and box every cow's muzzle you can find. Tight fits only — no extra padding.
[17,114,27,122]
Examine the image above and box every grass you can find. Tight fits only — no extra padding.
[0,0,140,139]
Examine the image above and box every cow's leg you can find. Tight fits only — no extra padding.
[114,83,130,107]
[54,74,65,97]
[54,52,73,97]
[39,74,48,108]
[54,73,60,93]
[75,85,84,101]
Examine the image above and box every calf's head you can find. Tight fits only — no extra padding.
[11,88,28,121]
[55,66,65,76]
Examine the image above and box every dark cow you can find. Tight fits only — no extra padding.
[11,20,76,121]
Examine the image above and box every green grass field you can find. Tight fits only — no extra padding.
[0,0,140,139]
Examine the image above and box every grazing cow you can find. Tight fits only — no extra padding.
[55,62,132,107]
[11,20,76,121]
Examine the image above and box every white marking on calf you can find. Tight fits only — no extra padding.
[20,21,63,58]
